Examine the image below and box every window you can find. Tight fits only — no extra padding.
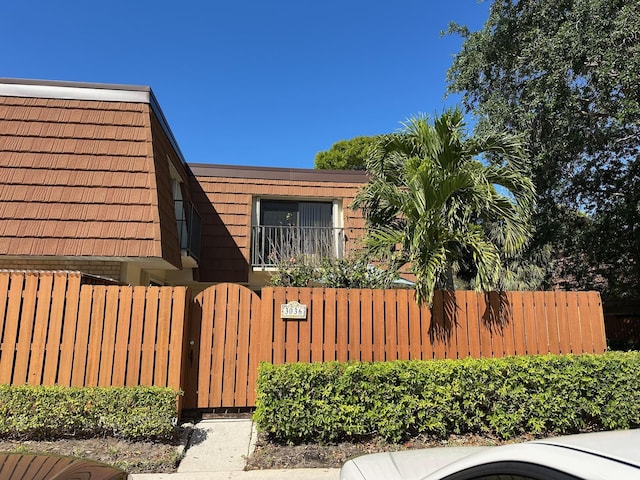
[260,200,332,228]
[442,462,580,480]
[172,177,201,262]
[251,199,343,267]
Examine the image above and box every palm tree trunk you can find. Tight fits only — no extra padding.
[444,267,455,291]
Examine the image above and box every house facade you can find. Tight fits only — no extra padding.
[191,163,367,290]
[0,78,367,290]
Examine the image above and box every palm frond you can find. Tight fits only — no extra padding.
[355,106,536,305]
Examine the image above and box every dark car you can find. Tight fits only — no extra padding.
[0,452,129,480]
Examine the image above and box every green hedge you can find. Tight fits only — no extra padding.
[254,352,640,443]
[0,385,180,440]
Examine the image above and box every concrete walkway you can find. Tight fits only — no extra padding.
[131,419,339,480]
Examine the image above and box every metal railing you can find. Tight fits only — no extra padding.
[251,225,345,267]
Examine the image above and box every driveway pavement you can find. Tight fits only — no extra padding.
[130,418,339,480]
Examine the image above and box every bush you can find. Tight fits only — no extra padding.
[268,254,400,288]
[253,352,640,443]
[318,257,398,289]
[0,385,180,441]
[269,256,319,287]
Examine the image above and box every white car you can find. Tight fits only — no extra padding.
[340,429,640,480]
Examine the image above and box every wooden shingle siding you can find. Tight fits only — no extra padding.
[150,112,184,268]
[0,94,180,266]
[191,169,367,283]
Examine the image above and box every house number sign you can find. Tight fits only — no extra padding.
[280,301,307,320]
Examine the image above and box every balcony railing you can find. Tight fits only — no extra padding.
[251,225,345,268]
[176,200,202,262]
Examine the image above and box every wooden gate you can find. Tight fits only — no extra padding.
[183,283,262,409]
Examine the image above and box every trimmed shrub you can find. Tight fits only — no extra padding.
[0,385,180,440]
[253,352,640,443]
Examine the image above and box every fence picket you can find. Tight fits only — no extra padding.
[284,287,301,363]
[372,289,385,361]
[396,289,410,360]
[140,287,160,386]
[589,291,607,352]
[126,287,147,386]
[112,287,133,386]
[310,288,324,362]
[443,291,458,360]
[154,288,173,387]
[489,292,506,358]
[579,293,596,353]
[57,274,81,386]
[259,288,275,365]
[348,289,362,362]
[544,292,561,354]
[272,287,287,364]
[169,288,189,393]
[196,285,215,407]
[407,290,422,360]
[464,291,481,358]
[28,272,54,385]
[360,289,374,362]
[13,272,39,384]
[85,286,106,386]
[324,289,337,362]
[431,291,446,359]
[247,288,262,406]
[522,292,537,355]
[556,291,572,354]
[418,292,434,360]
[476,293,493,357]
[2,274,27,384]
[511,292,527,356]
[0,273,10,343]
[71,286,93,387]
[209,284,228,406]
[97,287,119,386]
[222,284,240,406]
[235,287,252,406]
[336,288,349,363]
[566,292,582,354]
[533,291,548,354]
[42,273,69,385]
[384,289,398,361]
[298,288,312,363]
[454,291,469,359]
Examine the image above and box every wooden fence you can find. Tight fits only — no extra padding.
[258,287,607,364]
[0,271,189,392]
[185,284,607,409]
[0,272,608,411]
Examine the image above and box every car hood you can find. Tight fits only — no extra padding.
[340,447,490,480]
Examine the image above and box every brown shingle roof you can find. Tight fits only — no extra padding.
[0,79,183,265]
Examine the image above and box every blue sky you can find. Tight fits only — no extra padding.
[1,1,490,168]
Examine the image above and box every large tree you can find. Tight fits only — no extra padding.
[446,0,640,299]
[352,108,535,305]
[314,136,379,170]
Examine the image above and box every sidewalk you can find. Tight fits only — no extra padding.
[131,418,339,480]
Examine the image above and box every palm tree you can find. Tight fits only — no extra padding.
[352,108,535,305]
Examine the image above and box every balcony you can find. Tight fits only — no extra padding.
[176,200,202,264]
[251,225,344,268]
